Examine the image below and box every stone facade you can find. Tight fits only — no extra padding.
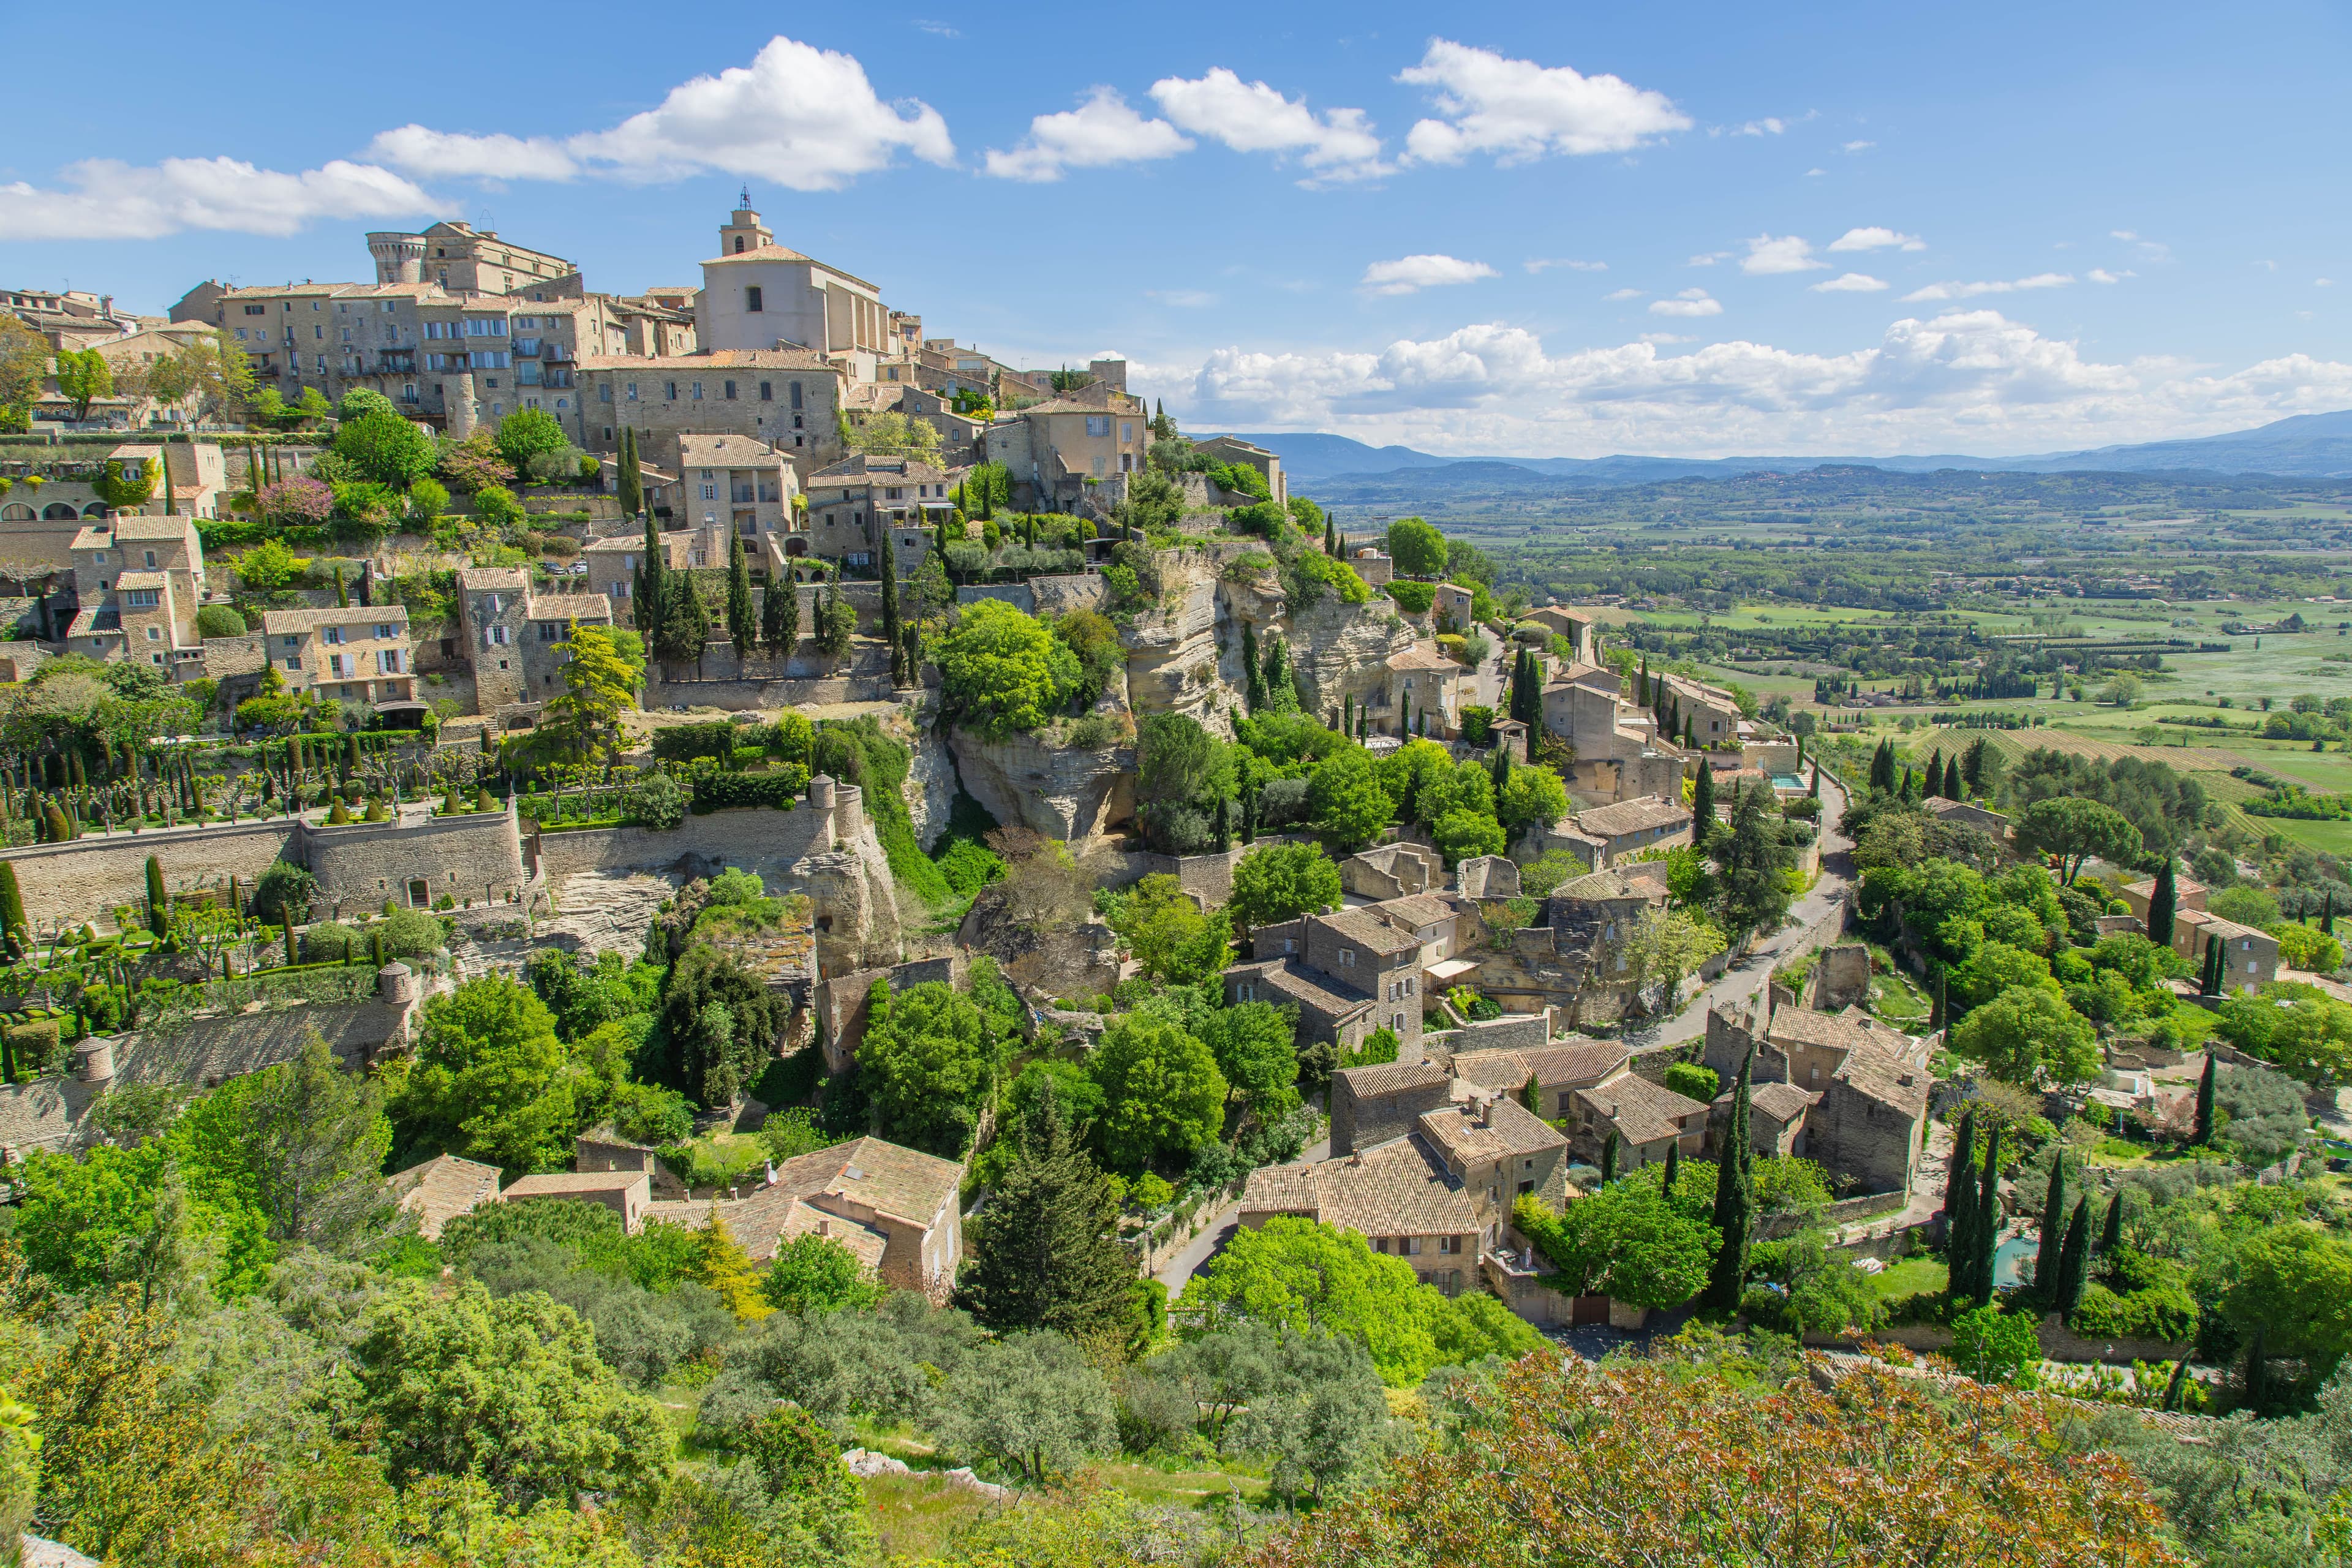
[1329,1061,1452,1156]
[307,804,529,915]
[258,604,417,712]
[580,351,845,478]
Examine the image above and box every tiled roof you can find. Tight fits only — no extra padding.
[2124,875,2204,899]
[1319,908,1420,959]
[786,1135,963,1228]
[1448,1049,1539,1092]
[107,515,200,541]
[457,567,530,591]
[1573,1072,1709,1147]
[1834,1045,1930,1119]
[810,453,952,483]
[1417,1095,1567,1164]
[1554,870,1656,902]
[502,1170,649,1201]
[527,594,615,622]
[1387,645,1461,674]
[1747,1081,1822,1123]
[1335,1060,1450,1101]
[676,433,789,464]
[259,605,410,635]
[1368,894,1453,932]
[1766,1005,1904,1058]
[1575,796,1692,838]
[1232,957,1372,1017]
[1240,1134,1479,1239]
[390,1153,501,1240]
[1518,1040,1634,1087]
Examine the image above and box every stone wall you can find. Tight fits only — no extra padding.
[1812,943,1873,1010]
[954,573,1109,618]
[1133,835,1311,907]
[0,818,298,926]
[307,804,528,916]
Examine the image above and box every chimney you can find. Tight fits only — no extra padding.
[816,1216,831,1237]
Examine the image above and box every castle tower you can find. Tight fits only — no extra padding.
[833,782,865,842]
[367,232,427,285]
[718,190,773,257]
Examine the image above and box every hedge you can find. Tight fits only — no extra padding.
[687,764,812,813]
[651,722,737,764]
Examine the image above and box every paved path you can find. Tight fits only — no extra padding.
[1155,1138,1328,1297]
[1637,768,1855,1049]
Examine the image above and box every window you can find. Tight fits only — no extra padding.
[1085,415,1111,437]
[126,589,159,608]
[244,304,266,316]
[282,635,300,648]
[1336,948,1355,967]
[759,381,773,401]
[378,649,404,673]
[745,285,763,312]
[664,382,677,401]
[700,484,717,501]
[374,624,393,639]
[1406,1237,1423,1256]
[535,622,561,642]
[143,550,156,568]
[625,382,638,401]
[723,380,737,400]
[1121,421,1133,442]
[322,626,343,645]
[789,381,802,410]
[488,625,510,646]
[690,381,703,400]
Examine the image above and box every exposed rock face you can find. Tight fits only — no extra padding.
[955,889,1126,998]
[538,870,676,960]
[949,728,1134,841]
[903,726,961,851]
[794,809,904,974]
[1285,595,1420,728]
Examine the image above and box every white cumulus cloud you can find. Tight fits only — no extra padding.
[1811,272,1889,293]
[1828,226,1925,252]
[1902,273,2073,301]
[1360,254,1499,296]
[370,36,952,192]
[0,156,435,241]
[1605,287,1645,301]
[1396,39,1689,165]
[1742,234,1826,274]
[1733,117,1787,136]
[1526,257,1607,273]
[1651,288,1723,317]
[2088,268,2134,285]
[1148,68,1387,182]
[1177,311,2352,459]
[1844,140,1875,152]
[984,87,1189,181]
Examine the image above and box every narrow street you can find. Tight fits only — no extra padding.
[1156,1138,1328,1298]
[1639,766,1855,1048]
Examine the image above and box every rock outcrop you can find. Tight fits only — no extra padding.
[794,807,905,976]
[1285,594,1421,727]
[949,728,1134,841]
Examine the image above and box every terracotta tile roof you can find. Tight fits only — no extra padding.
[1387,644,1461,674]
[2125,875,2205,899]
[1319,908,1420,959]
[1368,894,1453,932]
[1554,870,1657,902]
[1722,1080,1822,1125]
[527,594,615,623]
[1239,1135,1479,1239]
[1518,1040,1634,1087]
[457,567,530,591]
[502,1170,649,1201]
[1575,796,1693,839]
[1232,957,1371,1017]
[1766,1005,1908,1058]
[1448,1048,1540,1092]
[1335,1060,1450,1101]
[1573,1072,1709,1147]
[782,1135,963,1229]
[1418,1095,1567,1164]
[390,1153,501,1240]
[260,605,410,635]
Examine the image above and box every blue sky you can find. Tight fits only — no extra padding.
[4,0,2348,458]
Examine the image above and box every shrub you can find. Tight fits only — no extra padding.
[255,475,333,527]
[651,722,736,764]
[194,605,247,638]
[473,485,524,529]
[1664,1062,1720,1102]
[2070,1281,2198,1344]
[1386,581,1438,615]
[625,771,687,831]
[687,766,810,813]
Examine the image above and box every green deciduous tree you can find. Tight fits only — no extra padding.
[761,1233,886,1317]
[937,1332,1117,1486]
[2015,796,2146,884]
[1308,747,1395,852]
[1087,1014,1228,1174]
[492,407,570,473]
[660,945,790,1112]
[1948,984,2101,1085]
[1106,873,1234,984]
[857,979,997,1157]
[343,1278,671,1506]
[1431,808,1505,865]
[391,973,582,1171]
[1227,840,1345,931]
[540,624,638,764]
[331,409,437,489]
[934,599,1078,736]
[1198,1001,1302,1124]
[1385,516,1447,577]
[1713,782,1795,948]
[53,348,112,421]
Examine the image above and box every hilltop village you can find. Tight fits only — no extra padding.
[0,206,2337,1567]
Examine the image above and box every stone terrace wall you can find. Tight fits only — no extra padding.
[1133,835,1314,907]
[307,805,529,916]
[533,802,839,884]
[0,819,300,926]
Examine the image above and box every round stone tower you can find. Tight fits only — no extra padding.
[377,962,418,1006]
[834,782,866,841]
[72,1036,117,1084]
[809,774,837,815]
[366,232,428,285]
[443,371,480,439]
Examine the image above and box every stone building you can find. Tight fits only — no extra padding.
[1539,663,1691,805]
[697,199,896,358]
[502,1169,654,1231]
[63,511,208,671]
[1329,1061,1453,1156]
[2172,910,2278,993]
[1446,1038,1630,1120]
[257,605,417,714]
[1342,842,1445,900]
[1701,993,1931,1196]
[1520,605,1604,665]
[1191,435,1287,508]
[366,221,579,296]
[2121,873,2207,938]
[803,453,963,567]
[665,432,802,544]
[1657,671,1744,751]
[453,567,614,718]
[1226,907,1427,1062]
[1562,1071,1711,1169]
[1239,1136,1481,1294]
[981,383,1150,510]
[580,350,842,472]
[1569,796,1694,867]
[1386,643,1468,738]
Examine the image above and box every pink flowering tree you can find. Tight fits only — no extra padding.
[255,475,333,528]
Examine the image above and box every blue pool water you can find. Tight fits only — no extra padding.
[1771,772,1806,791]
[1992,1234,2035,1291]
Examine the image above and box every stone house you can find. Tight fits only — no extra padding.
[1363,893,1463,972]
[257,605,417,715]
[1447,1038,1630,1120]
[1415,1093,1569,1250]
[1713,1080,1820,1159]
[1520,605,1604,665]
[1226,907,1426,1062]
[2121,873,2207,938]
[581,350,843,475]
[1701,995,1931,1195]
[1386,643,1468,738]
[895,384,989,463]
[813,954,965,1076]
[981,383,1149,508]
[646,1136,967,1298]
[63,511,207,671]
[803,454,964,568]
[1539,665,1689,806]
[1570,796,1695,867]
[1563,1071,1711,1169]
[501,1170,653,1231]
[1238,1135,1481,1295]
[454,567,614,717]
[663,433,802,548]
[1349,547,1394,586]
[1924,796,2011,838]
[1329,1061,1453,1156]
[389,1153,503,1240]
[1431,582,1479,631]
[2172,910,2278,993]
[1658,672,1743,750]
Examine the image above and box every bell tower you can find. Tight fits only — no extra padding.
[719,189,772,256]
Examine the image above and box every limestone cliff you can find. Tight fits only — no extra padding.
[1283,594,1420,727]
[794,804,905,974]
[949,728,1134,841]
[1121,548,1245,731]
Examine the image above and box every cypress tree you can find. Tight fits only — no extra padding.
[1809,763,1821,799]
[2200,936,2222,998]
[1600,1128,1621,1185]
[954,1084,1142,1339]
[1242,623,1264,712]
[1489,746,1510,797]
[1212,795,1231,853]
[1944,754,1964,800]
[880,527,902,684]
[902,622,921,680]
[635,510,666,655]
[144,854,167,937]
[1926,750,1943,799]
[1692,758,1716,827]
[2034,1156,2068,1302]
[0,861,23,960]
[2326,889,2337,937]
[2056,1196,2091,1317]
[1664,1136,1680,1193]
[2147,859,2178,950]
[1343,693,1354,737]
[726,535,757,669]
[1945,1108,1980,1300]
[334,565,349,608]
[1869,739,1897,793]
[1701,1046,1755,1313]
[760,573,794,660]
[1240,788,1257,845]
[2099,1189,2124,1255]
[617,424,643,518]
[1970,1129,2000,1308]
[2195,1051,2217,1144]
[2161,1354,2193,1413]
[1355,712,1367,741]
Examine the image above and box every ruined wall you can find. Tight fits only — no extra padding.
[0,819,298,926]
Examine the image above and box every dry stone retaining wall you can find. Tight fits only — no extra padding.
[0,820,298,927]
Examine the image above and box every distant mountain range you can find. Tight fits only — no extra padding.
[1217,409,2352,486]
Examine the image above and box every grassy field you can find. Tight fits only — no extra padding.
[1869,1257,1947,1303]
